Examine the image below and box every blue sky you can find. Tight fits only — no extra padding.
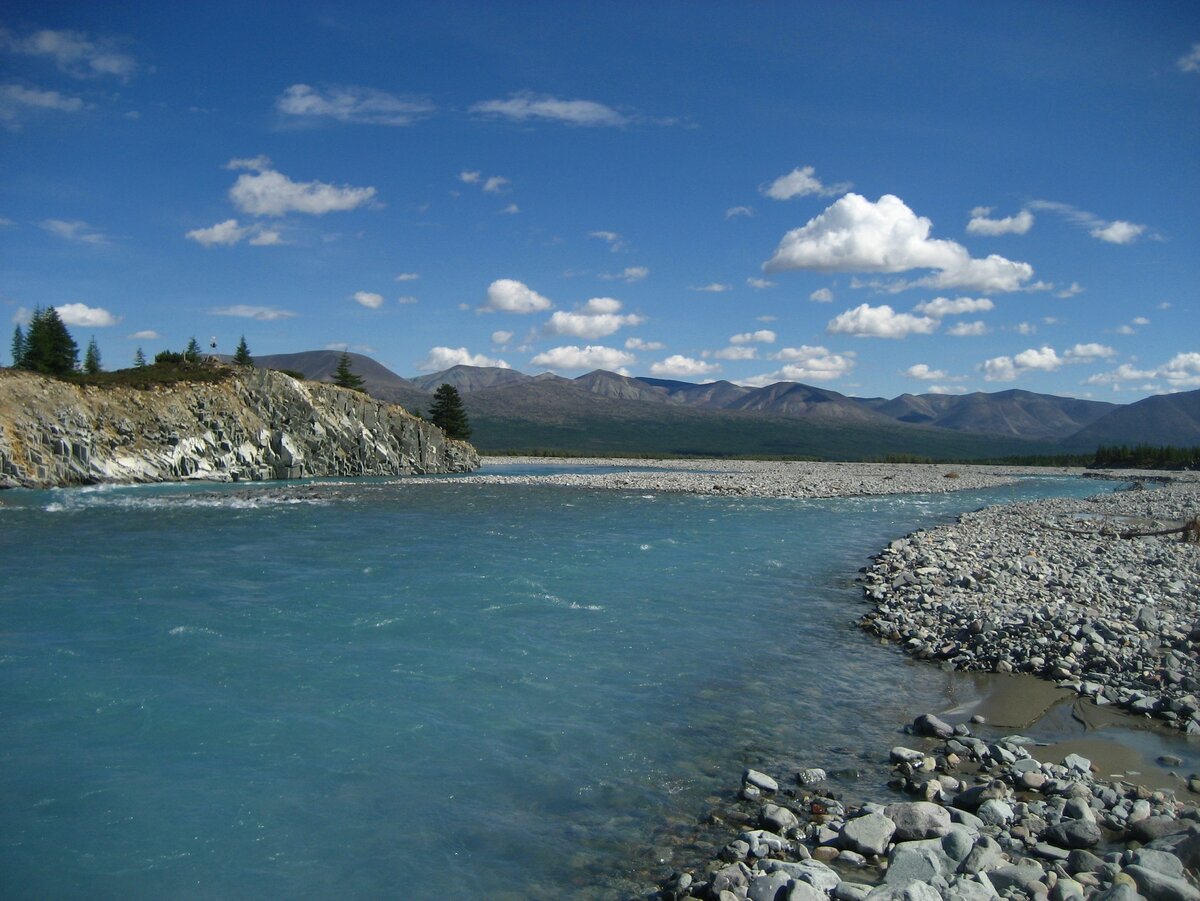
[2,1,1198,400]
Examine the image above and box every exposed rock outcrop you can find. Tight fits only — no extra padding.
[0,366,479,488]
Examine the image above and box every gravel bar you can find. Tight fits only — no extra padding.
[465,458,1078,499]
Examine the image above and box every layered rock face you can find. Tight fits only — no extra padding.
[0,367,479,488]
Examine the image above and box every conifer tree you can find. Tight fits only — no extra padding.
[83,337,102,374]
[21,307,79,376]
[233,335,253,366]
[184,337,202,363]
[11,324,25,367]
[428,383,471,440]
[332,352,365,392]
[134,347,146,368]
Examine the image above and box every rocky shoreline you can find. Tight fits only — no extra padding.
[635,473,1198,900]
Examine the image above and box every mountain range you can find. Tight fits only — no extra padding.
[249,351,1200,459]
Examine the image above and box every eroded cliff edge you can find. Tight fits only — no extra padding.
[0,367,479,488]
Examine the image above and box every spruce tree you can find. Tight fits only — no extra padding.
[233,335,253,366]
[133,346,146,368]
[184,337,202,363]
[428,383,471,440]
[11,324,25,367]
[332,352,365,391]
[22,307,79,375]
[83,337,102,374]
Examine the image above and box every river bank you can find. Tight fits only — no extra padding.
[631,469,1198,900]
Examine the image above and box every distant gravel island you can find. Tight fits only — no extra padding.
[465,457,1099,499]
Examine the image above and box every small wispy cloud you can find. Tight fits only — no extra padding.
[276,84,433,126]
[39,218,110,244]
[210,305,297,321]
[470,92,628,127]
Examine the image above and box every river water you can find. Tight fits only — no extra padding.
[0,469,1167,899]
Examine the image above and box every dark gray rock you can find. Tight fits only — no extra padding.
[1067,848,1106,874]
[914,713,955,739]
[841,812,896,856]
[884,802,952,841]
[761,803,800,834]
[749,870,793,901]
[987,862,1046,895]
[1045,818,1103,849]
[1124,864,1200,901]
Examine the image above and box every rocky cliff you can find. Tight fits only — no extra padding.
[0,366,479,489]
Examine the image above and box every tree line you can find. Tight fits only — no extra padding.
[10,313,256,377]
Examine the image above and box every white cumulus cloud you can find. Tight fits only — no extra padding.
[947,321,989,337]
[914,296,994,317]
[729,329,776,345]
[126,329,160,340]
[762,165,851,200]
[764,193,1034,293]
[544,298,644,339]
[744,345,855,384]
[905,363,947,380]
[713,346,758,361]
[966,207,1033,236]
[827,303,938,339]
[809,287,833,303]
[747,277,775,289]
[1063,343,1116,362]
[981,345,1063,382]
[470,92,627,127]
[491,330,513,346]
[650,355,720,377]
[417,346,509,372]
[229,164,376,217]
[1090,221,1146,244]
[353,291,384,309]
[395,272,420,282]
[55,303,119,327]
[186,219,248,247]
[481,279,553,314]
[276,84,433,126]
[726,206,754,219]
[530,344,635,372]
[1086,353,1200,391]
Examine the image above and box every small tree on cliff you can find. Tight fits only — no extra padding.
[133,346,147,368]
[11,324,26,367]
[20,307,79,376]
[184,337,202,363]
[83,336,102,374]
[428,383,471,440]
[233,335,253,366]
[332,352,365,392]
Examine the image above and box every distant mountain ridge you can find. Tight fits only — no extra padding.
[248,350,1200,457]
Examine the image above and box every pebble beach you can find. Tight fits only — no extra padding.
[475,459,1200,900]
